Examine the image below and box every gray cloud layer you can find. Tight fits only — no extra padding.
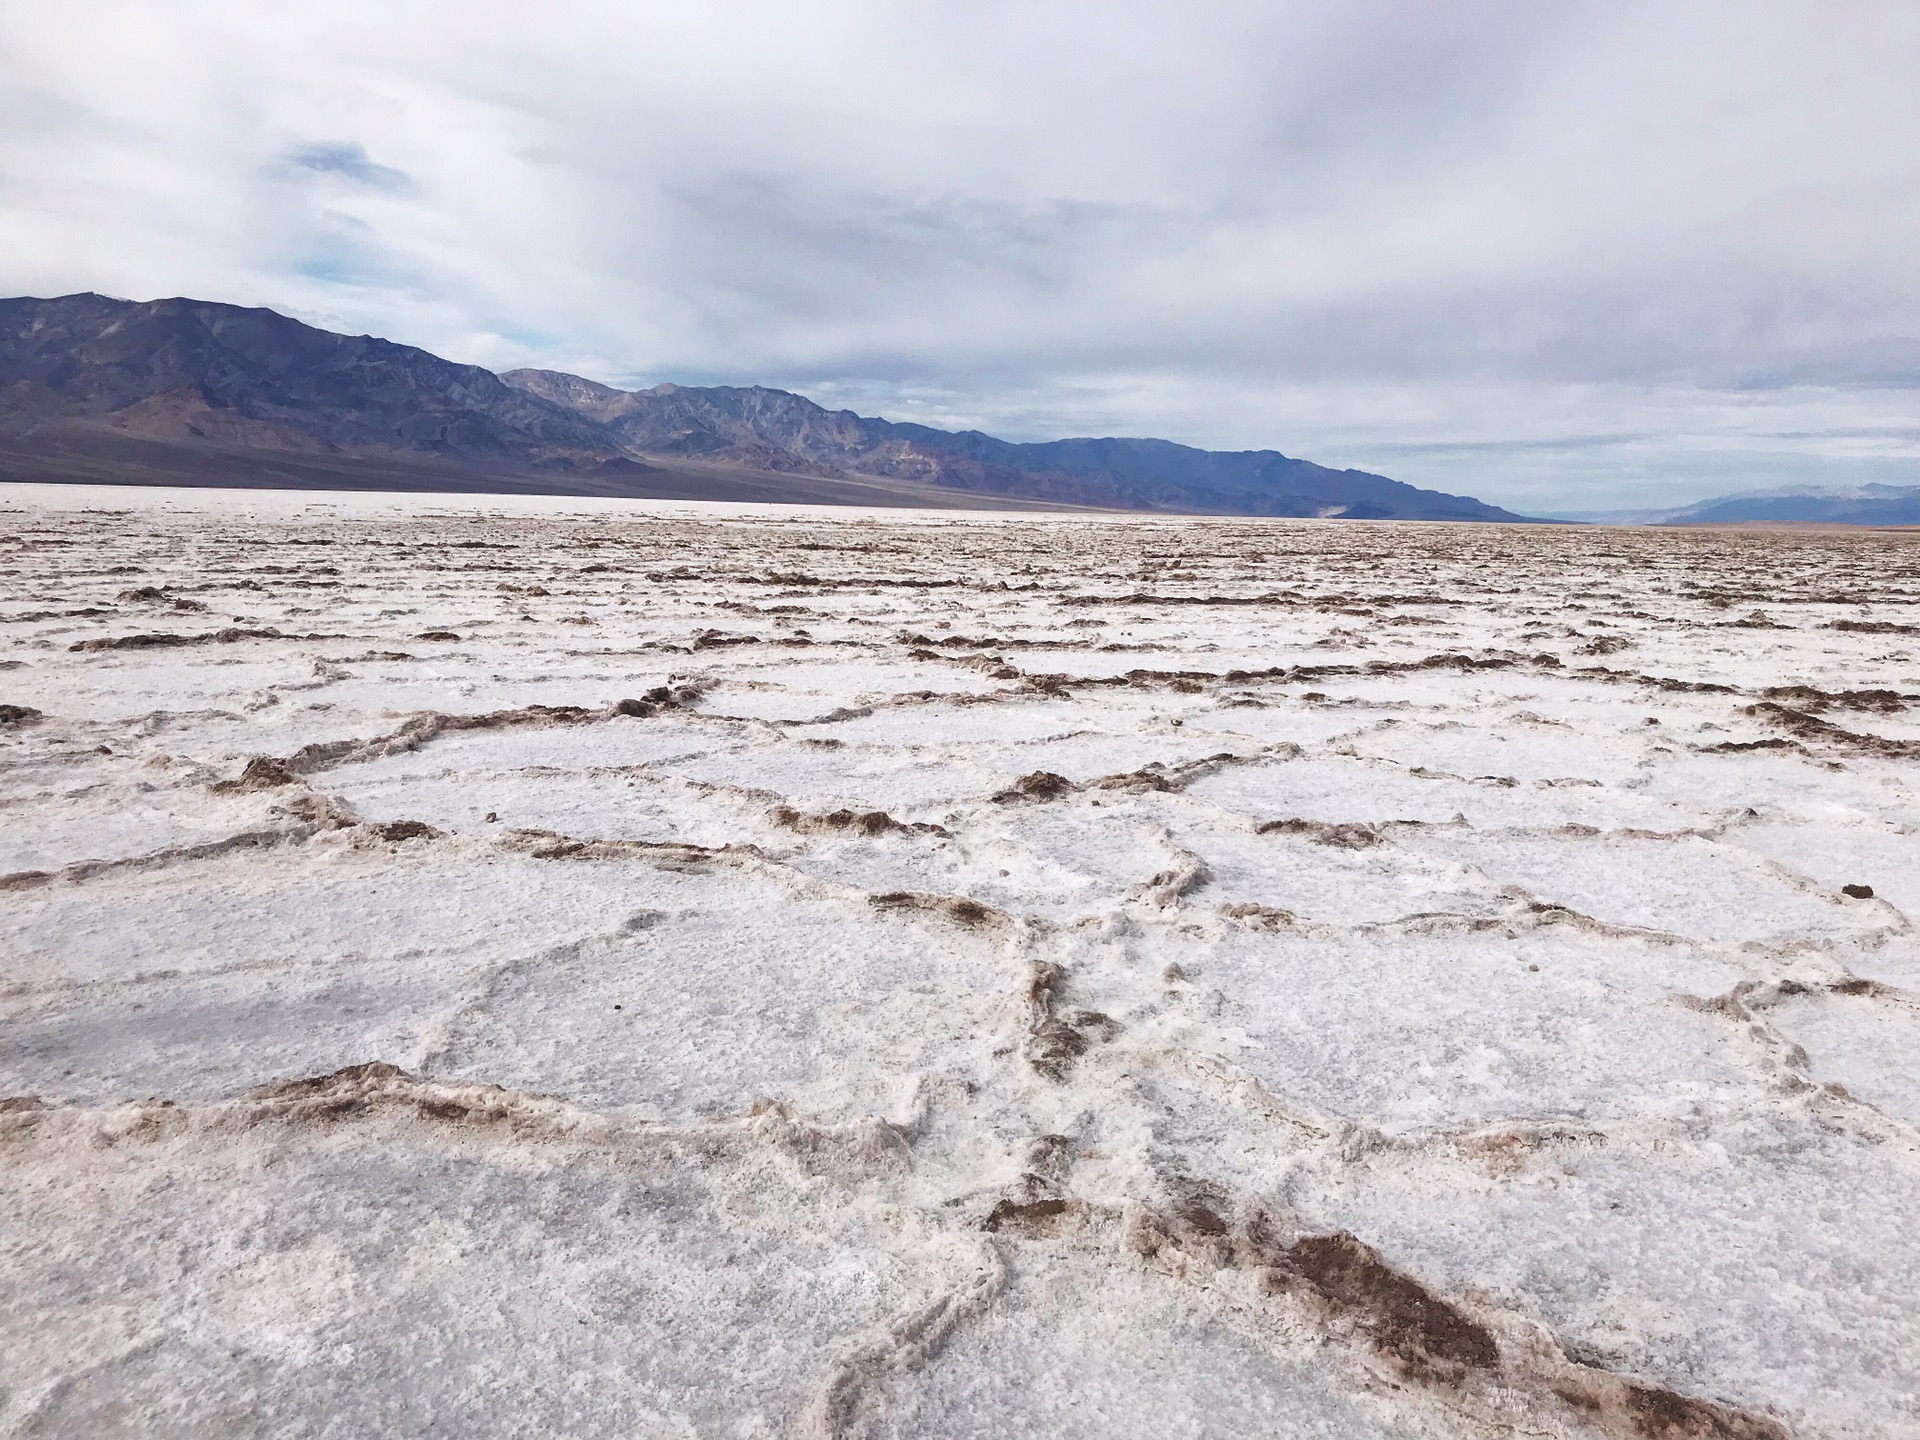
[3,1,1915,506]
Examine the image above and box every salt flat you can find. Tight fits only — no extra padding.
[3,484,1918,1438]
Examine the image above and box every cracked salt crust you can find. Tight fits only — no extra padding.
[2,484,1918,1437]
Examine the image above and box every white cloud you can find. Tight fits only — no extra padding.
[1,0,1915,506]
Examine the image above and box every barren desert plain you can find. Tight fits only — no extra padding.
[3,484,1918,1438]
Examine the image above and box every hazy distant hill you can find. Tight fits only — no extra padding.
[1662,484,1920,526]
[1549,484,1920,527]
[2,292,1529,518]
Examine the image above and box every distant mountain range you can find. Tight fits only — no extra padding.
[0,293,1528,520]
[497,366,1527,519]
[1545,484,1920,527]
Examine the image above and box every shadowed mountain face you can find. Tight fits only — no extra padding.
[0,293,642,473]
[1,293,1527,517]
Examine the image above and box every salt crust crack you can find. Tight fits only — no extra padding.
[6,500,1919,1435]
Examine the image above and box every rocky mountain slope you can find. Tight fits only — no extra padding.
[3,293,1527,518]
[502,367,1525,519]
[0,293,643,474]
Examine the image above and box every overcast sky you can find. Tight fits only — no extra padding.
[3,1,1915,508]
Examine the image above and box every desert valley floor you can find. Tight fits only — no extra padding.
[2,485,1918,1439]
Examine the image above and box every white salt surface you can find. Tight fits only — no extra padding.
[3,483,1918,1438]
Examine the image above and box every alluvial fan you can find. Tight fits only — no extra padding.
[3,486,1918,1438]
